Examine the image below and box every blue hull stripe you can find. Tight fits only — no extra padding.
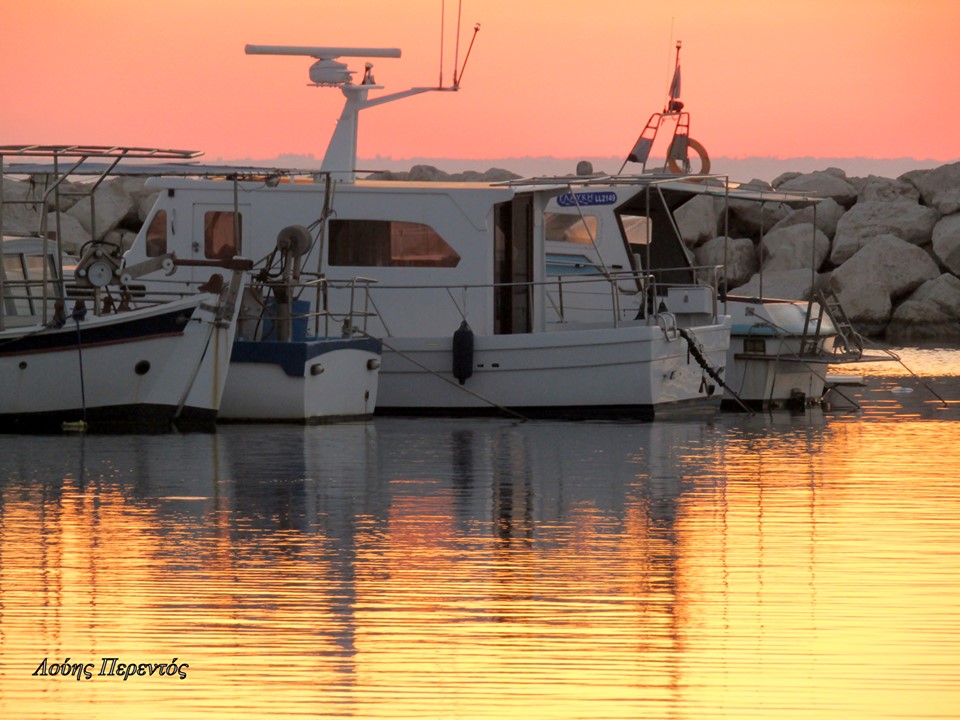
[0,306,197,356]
[230,337,382,377]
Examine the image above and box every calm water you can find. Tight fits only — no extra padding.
[1,348,959,719]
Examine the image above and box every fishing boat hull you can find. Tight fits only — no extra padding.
[0,294,233,433]
[219,337,382,422]
[375,321,730,418]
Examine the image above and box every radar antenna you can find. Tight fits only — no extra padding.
[246,44,444,183]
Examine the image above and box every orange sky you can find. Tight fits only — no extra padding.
[3,0,959,165]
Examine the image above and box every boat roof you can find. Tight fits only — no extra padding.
[4,149,796,202]
[509,172,823,205]
[3,156,564,194]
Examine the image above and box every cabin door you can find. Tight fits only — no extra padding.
[493,195,533,334]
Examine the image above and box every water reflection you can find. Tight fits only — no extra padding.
[2,389,960,718]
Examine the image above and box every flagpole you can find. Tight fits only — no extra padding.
[666,40,682,113]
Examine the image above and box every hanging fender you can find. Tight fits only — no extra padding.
[452,320,474,385]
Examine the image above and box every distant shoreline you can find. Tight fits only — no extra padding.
[213,154,957,183]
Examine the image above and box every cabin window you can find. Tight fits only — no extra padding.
[544,213,599,245]
[328,219,460,267]
[204,211,241,259]
[620,214,651,254]
[145,210,167,257]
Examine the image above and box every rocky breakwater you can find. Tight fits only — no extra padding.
[5,161,959,344]
[678,161,960,344]
[1,174,157,256]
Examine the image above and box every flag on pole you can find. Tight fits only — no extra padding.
[668,63,681,100]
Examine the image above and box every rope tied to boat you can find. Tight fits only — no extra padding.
[676,327,753,414]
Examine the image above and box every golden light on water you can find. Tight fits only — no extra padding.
[2,399,960,718]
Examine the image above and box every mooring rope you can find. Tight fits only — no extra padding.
[676,327,754,414]
[361,332,530,422]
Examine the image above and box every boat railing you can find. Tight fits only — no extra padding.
[2,145,204,330]
[1,235,65,327]
[546,263,722,326]
[234,274,381,341]
[321,268,722,334]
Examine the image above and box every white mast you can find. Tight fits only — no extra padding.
[245,44,444,184]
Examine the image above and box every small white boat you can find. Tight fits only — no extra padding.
[216,235,381,423]
[593,44,895,411]
[1,145,246,432]
[125,174,382,424]
[0,238,243,432]
[116,43,730,419]
[542,176,897,411]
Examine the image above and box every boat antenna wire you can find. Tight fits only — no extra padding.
[453,0,463,85]
[439,0,445,87]
[442,1,479,88]
[454,23,481,88]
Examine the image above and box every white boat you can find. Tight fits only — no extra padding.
[1,145,245,432]
[216,232,382,423]
[123,169,381,424]
[119,44,730,419]
[0,236,244,432]
[542,174,895,410]
[583,43,894,411]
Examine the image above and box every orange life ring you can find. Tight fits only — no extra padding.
[667,137,711,175]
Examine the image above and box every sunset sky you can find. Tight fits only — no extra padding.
[4,0,959,168]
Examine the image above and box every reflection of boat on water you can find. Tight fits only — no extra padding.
[1,146,245,432]
[120,43,730,420]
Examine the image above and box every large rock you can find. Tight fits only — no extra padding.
[367,165,519,183]
[857,174,921,203]
[66,178,134,241]
[137,191,161,223]
[407,164,449,181]
[675,194,721,247]
[885,274,960,343]
[904,272,960,316]
[2,202,43,236]
[830,234,941,335]
[931,213,960,275]
[0,180,93,252]
[727,197,792,239]
[102,228,139,253]
[45,212,91,254]
[759,223,830,272]
[731,268,820,300]
[831,200,940,265]
[886,300,960,344]
[2,177,40,205]
[768,197,845,239]
[694,235,757,288]
[452,167,520,182]
[777,169,858,207]
[905,161,960,214]
[116,177,157,223]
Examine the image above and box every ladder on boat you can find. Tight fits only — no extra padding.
[621,111,692,174]
[800,288,863,360]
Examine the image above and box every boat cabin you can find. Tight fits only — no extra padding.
[127,175,580,340]
[0,237,71,329]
